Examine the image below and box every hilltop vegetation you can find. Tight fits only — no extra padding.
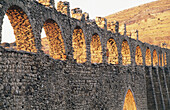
[106,0,170,49]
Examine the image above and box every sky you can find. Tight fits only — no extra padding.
[2,0,157,43]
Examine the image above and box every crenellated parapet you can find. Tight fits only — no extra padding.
[38,0,55,7]
[0,0,169,67]
[71,8,84,20]
[107,21,115,32]
[57,1,70,17]
[95,17,107,30]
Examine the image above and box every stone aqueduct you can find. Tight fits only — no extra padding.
[0,0,170,110]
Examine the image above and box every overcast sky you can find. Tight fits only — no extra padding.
[2,0,157,43]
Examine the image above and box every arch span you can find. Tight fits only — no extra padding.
[3,5,37,52]
[107,38,118,64]
[90,33,102,63]
[159,54,161,66]
[164,52,167,66]
[72,26,86,63]
[135,45,143,65]
[145,47,151,66]
[123,89,137,110]
[162,53,164,66]
[153,49,158,66]
[121,40,131,65]
[43,19,66,60]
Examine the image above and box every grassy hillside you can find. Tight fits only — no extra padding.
[106,0,170,49]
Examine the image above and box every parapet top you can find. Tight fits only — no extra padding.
[71,8,82,14]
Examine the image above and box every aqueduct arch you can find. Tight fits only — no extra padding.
[123,89,137,110]
[135,45,143,65]
[159,53,161,66]
[43,19,66,60]
[153,49,158,66]
[145,47,151,66]
[164,52,167,66]
[106,38,118,64]
[2,5,37,52]
[90,33,103,63]
[162,53,164,66]
[121,40,131,65]
[72,26,87,63]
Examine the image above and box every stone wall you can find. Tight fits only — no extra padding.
[0,46,169,109]
[0,0,169,109]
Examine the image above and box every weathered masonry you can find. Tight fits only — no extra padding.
[0,0,170,110]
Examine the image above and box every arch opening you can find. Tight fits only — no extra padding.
[135,45,143,65]
[1,14,15,46]
[159,54,161,66]
[43,19,66,60]
[123,89,137,110]
[153,49,158,66]
[90,33,102,63]
[164,52,167,66]
[72,26,86,63]
[1,5,37,52]
[162,53,164,67]
[145,47,151,66]
[121,40,131,65]
[106,38,118,64]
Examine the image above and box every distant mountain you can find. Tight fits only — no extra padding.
[106,0,170,49]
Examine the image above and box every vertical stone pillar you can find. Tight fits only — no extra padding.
[107,21,115,33]
[38,0,55,7]
[95,17,107,30]
[115,21,119,33]
[124,23,127,35]
[136,30,139,40]
[71,8,85,21]
[57,1,70,17]
[83,12,89,21]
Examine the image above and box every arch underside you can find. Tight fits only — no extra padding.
[145,48,151,66]
[153,50,158,66]
[107,38,118,64]
[135,46,143,65]
[164,52,167,66]
[43,19,66,60]
[72,27,86,63]
[162,53,164,66]
[159,54,161,66]
[91,34,102,63]
[5,5,37,52]
[123,89,137,110]
[121,40,131,65]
